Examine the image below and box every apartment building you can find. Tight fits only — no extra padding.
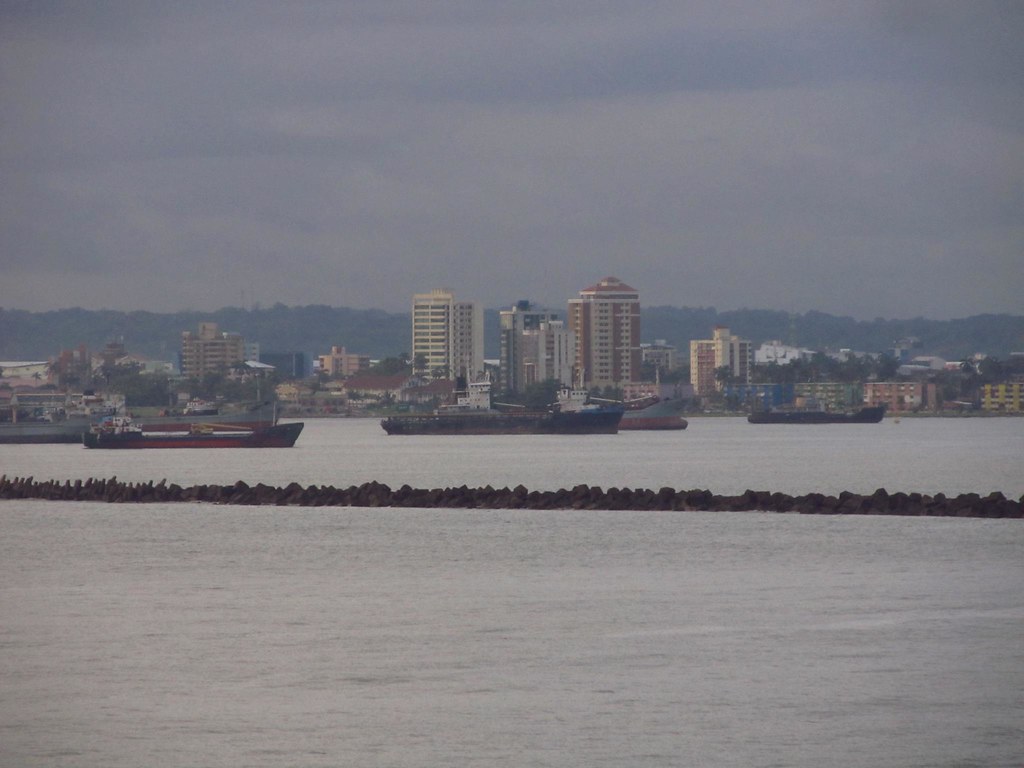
[568,276,641,389]
[690,326,751,396]
[981,383,1023,412]
[794,382,863,410]
[411,289,484,382]
[520,320,576,389]
[180,322,245,379]
[499,301,563,393]
[316,346,369,379]
[863,381,939,412]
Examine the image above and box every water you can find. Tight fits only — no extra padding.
[3,416,1023,496]
[1,418,1022,767]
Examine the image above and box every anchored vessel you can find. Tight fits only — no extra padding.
[380,379,623,435]
[83,417,303,448]
[619,396,688,430]
[747,404,886,424]
[1,396,277,445]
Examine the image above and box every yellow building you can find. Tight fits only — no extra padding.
[180,322,245,379]
[317,346,370,378]
[690,326,751,396]
[981,383,1023,412]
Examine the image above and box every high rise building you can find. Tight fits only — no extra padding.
[520,320,576,389]
[499,301,563,393]
[180,322,245,379]
[411,289,484,382]
[689,326,752,395]
[568,276,641,389]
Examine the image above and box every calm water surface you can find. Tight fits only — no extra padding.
[1,417,1022,767]
[3,416,1023,496]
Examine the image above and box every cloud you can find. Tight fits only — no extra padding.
[1,1,1021,319]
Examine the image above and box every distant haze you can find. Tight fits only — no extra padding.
[2,2,1022,320]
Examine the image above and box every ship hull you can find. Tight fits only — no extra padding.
[620,398,688,430]
[0,402,277,444]
[381,408,623,435]
[83,422,303,449]
[747,406,886,424]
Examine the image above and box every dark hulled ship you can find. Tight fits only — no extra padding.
[380,380,623,435]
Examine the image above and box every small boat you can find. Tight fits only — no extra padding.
[83,417,303,448]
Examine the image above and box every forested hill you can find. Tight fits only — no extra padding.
[1,304,1022,363]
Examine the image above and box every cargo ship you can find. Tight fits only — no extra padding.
[747,404,886,424]
[83,417,303,449]
[0,397,277,444]
[619,396,688,430]
[380,379,623,435]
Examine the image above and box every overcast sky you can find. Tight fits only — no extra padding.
[1,1,1021,320]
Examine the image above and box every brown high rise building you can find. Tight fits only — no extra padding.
[568,276,641,389]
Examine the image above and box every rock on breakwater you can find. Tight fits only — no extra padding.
[0,476,1021,518]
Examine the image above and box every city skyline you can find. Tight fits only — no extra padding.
[2,3,1022,321]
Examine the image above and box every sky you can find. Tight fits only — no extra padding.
[1,1,1022,320]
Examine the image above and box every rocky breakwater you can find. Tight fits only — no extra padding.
[0,476,1021,518]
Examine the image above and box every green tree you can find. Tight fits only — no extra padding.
[104,366,173,407]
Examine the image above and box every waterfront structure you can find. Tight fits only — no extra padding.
[568,277,641,389]
[411,289,484,381]
[316,346,368,379]
[863,381,939,412]
[981,383,1023,412]
[499,301,567,392]
[690,326,752,396]
[180,323,245,379]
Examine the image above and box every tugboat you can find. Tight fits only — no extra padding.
[380,378,623,435]
[83,417,303,448]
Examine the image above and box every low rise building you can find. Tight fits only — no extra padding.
[863,381,940,412]
[342,373,414,404]
[641,340,679,372]
[795,382,862,410]
[316,346,369,379]
[0,361,50,380]
[722,382,794,410]
[981,383,1023,412]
